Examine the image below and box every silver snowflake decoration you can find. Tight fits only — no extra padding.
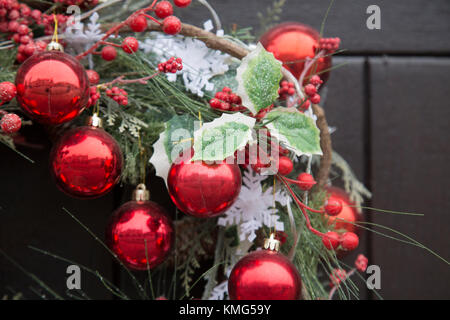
[218,169,288,242]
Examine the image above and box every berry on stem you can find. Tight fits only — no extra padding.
[162,16,181,35]
[155,1,173,19]
[278,156,293,175]
[174,0,192,8]
[101,46,117,61]
[0,82,17,103]
[322,231,340,250]
[86,70,100,85]
[310,93,321,104]
[122,37,139,54]
[340,232,359,251]
[355,254,368,272]
[129,15,148,32]
[0,113,21,134]
[324,196,343,216]
[296,172,316,191]
[330,269,347,287]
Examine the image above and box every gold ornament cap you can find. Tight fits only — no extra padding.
[86,113,103,128]
[264,233,281,252]
[46,41,64,52]
[132,183,150,201]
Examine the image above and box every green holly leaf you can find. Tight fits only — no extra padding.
[236,43,283,115]
[150,114,196,185]
[265,108,322,156]
[192,113,256,161]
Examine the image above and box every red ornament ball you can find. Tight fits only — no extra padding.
[228,249,302,300]
[155,1,173,19]
[15,51,89,125]
[162,16,181,35]
[0,81,17,103]
[106,200,174,270]
[129,15,148,32]
[0,113,21,134]
[168,151,242,218]
[50,125,123,198]
[277,156,293,175]
[324,187,362,234]
[260,22,332,84]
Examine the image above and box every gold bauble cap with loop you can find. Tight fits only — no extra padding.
[86,113,103,128]
[132,183,150,201]
[46,41,64,52]
[264,233,281,252]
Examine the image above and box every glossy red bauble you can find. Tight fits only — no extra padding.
[260,22,332,84]
[15,51,89,125]
[324,187,362,234]
[228,249,302,300]
[106,200,174,270]
[168,152,242,218]
[50,126,123,198]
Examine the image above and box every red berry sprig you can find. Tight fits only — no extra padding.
[87,86,101,108]
[106,87,128,106]
[0,112,21,134]
[355,254,368,272]
[330,268,347,287]
[319,37,341,54]
[122,36,139,54]
[209,87,246,112]
[322,231,359,252]
[158,57,183,73]
[278,81,296,100]
[86,70,100,85]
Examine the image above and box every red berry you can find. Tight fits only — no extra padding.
[299,99,311,110]
[174,0,191,7]
[162,16,181,35]
[129,15,147,32]
[17,24,28,35]
[310,75,323,86]
[322,231,340,250]
[355,254,368,272]
[86,70,100,85]
[296,172,316,191]
[277,156,293,175]
[310,93,321,104]
[330,269,347,287]
[101,46,117,61]
[8,20,19,32]
[0,113,21,134]
[155,1,173,19]
[122,37,139,54]
[304,84,317,96]
[0,82,17,103]
[324,196,343,216]
[23,43,36,56]
[340,232,359,251]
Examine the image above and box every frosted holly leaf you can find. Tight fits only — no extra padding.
[192,113,256,161]
[236,43,283,115]
[149,114,196,186]
[265,108,322,157]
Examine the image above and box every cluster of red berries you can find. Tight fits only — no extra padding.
[209,87,246,112]
[319,37,341,53]
[158,57,183,73]
[355,254,368,272]
[128,0,185,36]
[106,87,128,106]
[41,13,68,36]
[330,268,347,287]
[53,0,99,8]
[0,81,16,105]
[278,81,296,100]
[300,74,323,107]
[322,231,359,251]
[0,111,21,134]
[88,86,100,108]
[254,104,274,120]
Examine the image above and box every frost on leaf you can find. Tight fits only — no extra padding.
[265,107,322,157]
[192,113,256,161]
[236,42,283,115]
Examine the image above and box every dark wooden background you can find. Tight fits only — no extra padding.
[1,0,449,300]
